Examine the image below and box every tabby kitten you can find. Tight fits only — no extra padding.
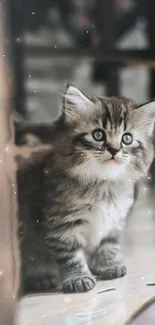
[17,85,155,294]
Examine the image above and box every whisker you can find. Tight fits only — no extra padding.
[78,157,98,184]
[65,157,84,183]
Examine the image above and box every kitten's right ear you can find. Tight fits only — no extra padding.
[135,100,155,136]
[62,84,94,121]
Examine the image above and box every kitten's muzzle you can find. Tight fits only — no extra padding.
[107,146,120,157]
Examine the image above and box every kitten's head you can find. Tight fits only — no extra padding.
[59,85,155,183]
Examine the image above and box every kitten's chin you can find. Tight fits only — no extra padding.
[73,159,127,183]
[100,161,126,181]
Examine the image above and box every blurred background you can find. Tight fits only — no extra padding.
[8,0,154,119]
[7,0,155,179]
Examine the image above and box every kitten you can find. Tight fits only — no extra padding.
[17,85,155,294]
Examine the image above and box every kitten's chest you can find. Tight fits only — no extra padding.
[83,184,134,250]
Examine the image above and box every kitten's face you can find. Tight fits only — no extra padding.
[61,86,155,183]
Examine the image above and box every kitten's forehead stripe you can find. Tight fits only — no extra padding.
[101,101,112,129]
[124,112,127,131]
[100,98,129,131]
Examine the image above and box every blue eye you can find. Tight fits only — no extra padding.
[122,133,133,145]
[92,129,106,142]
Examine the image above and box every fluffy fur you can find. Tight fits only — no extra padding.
[16,85,155,294]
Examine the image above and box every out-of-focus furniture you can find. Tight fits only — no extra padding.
[0,5,20,325]
[9,0,155,107]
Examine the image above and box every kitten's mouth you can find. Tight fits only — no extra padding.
[105,157,120,163]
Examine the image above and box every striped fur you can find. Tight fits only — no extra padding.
[17,86,155,294]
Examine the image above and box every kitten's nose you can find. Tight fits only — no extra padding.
[107,147,120,157]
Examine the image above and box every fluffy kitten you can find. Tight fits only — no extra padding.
[16,85,155,294]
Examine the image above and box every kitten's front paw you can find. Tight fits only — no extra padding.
[62,274,96,293]
[99,265,126,280]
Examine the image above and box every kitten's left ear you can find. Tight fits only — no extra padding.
[135,100,155,136]
[62,84,94,121]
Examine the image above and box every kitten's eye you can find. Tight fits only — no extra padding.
[122,133,133,145]
[92,129,106,142]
